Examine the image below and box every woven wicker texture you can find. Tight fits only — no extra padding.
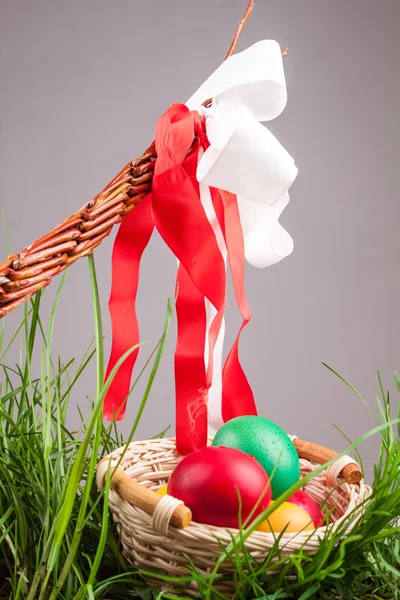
[97,437,372,596]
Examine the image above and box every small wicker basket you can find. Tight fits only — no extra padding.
[96,437,372,597]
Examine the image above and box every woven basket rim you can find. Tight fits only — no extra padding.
[99,436,372,543]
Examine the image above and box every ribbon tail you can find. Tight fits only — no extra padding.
[206,305,226,435]
[103,195,154,420]
[222,325,257,421]
[175,263,208,454]
[196,182,227,432]
[211,188,257,421]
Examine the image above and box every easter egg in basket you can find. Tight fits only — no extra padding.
[212,416,300,499]
[167,446,272,528]
[288,490,324,527]
[257,500,315,533]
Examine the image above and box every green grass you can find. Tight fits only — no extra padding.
[0,255,399,599]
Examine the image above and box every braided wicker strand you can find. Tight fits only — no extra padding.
[0,143,160,318]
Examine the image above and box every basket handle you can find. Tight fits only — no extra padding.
[97,458,192,529]
[293,438,362,484]
[98,439,362,530]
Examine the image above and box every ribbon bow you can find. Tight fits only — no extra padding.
[104,40,297,455]
[188,40,298,268]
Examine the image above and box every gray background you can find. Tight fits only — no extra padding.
[1,0,399,479]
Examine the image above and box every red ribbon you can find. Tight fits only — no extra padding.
[104,103,257,452]
[104,195,154,420]
[210,188,257,422]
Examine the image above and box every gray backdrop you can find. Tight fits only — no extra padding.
[1,0,399,479]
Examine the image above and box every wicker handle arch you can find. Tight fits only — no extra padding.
[0,142,162,317]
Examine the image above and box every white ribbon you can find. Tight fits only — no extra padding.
[186,40,297,434]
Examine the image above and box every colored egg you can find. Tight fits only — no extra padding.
[212,416,300,499]
[288,490,324,527]
[157,484,168,495]
[257,501,315,533]
[167,446,272,528]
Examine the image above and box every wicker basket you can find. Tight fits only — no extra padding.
[96,437,372,597]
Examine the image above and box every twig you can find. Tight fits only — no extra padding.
[225,0,255,60]
[203,1,255,107]
[203,1,287,107]
[226,1,288,60]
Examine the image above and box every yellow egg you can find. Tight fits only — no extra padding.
[157,484,168,495]
[257,501,315,533]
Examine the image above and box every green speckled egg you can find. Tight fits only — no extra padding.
[212,416,300,499]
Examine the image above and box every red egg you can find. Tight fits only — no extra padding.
[167,446,272,528]
[288,490,324,527]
